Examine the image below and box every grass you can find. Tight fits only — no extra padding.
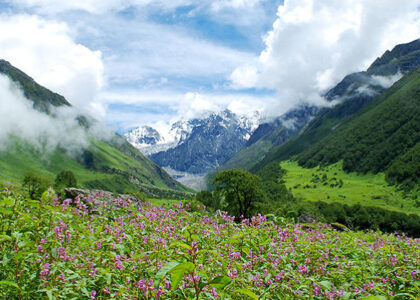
[281,160,420,215]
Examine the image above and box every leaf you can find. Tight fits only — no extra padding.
[0,235,12,242]
[361,296,386,300]
[208,276,231,289]
[156,261,180,280]
[0,280,20,290]
[234,288,259,300]
[170,241,192,251]
[168,262,195,290]
[197,249,218,257]
[319,280,332,290]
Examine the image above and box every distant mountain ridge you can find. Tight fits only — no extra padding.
[125,110,260,174]
[0,59,190,196]
[219,104,319,171]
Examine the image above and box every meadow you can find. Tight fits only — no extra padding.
[0,185,418,299]
[281,161,420,216]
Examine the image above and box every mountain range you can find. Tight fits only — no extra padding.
[125,110,260,175]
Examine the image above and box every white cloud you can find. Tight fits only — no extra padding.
[92,17,255,84]
[0,14,104,116]
[0,74,89,153]
[0,74,114,153]
[231,0,420,108]
[102,89,278,132]
[8,0,261,14]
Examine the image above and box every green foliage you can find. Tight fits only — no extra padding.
[22,171,53,200]
[293,201,420,237]
[195,190,220,210]
[211,169,266,218]
[54,170,77,195]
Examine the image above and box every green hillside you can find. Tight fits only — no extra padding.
[0,60,190,196]
[252,39,420,176]
[296,67,420,189]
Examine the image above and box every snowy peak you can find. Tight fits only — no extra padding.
[124,109,261,174]
[124,126,163,147]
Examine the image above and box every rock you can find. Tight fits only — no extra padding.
[64,188,141,211]
[331,222,350,232]
[299,213,317,223]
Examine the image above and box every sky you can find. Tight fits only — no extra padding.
[1,0,420,134]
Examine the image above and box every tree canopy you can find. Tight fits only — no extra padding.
[211,169,266,219]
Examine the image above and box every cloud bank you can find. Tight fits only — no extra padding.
[0,74,113,154]
[0,14,104,116]
[231,0,420,111]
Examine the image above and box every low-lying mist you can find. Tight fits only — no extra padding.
[0,74,113,156]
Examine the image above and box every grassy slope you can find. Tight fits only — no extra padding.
[281,160,420,215]
[0,137,191,195]
[220,136,274,171]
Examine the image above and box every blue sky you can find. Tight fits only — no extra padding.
[1,0,420,134]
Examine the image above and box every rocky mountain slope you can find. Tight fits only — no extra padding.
[125,110,260,174]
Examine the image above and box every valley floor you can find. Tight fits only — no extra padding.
[281,161,420,215]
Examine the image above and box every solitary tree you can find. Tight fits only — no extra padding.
[211,169,266,218]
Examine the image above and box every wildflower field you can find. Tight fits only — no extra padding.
[0,186,419,299]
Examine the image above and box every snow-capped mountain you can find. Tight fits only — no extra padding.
[124,120,196,156]
[124,109,261,175]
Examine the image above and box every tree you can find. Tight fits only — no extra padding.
[54,170,77,189]
[23,171,53,199]
[211,169,266,218]
[196,190,220,209]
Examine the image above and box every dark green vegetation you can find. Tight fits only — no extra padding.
[22,171,53,200]
[203,165,294,220]
[211,169,266,218]
[295,201,420,238]
[0,60,191,198]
